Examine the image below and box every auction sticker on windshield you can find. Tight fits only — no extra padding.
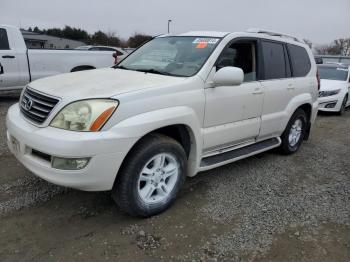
[193,38,219,48]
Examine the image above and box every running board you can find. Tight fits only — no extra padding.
[199,137,281,171]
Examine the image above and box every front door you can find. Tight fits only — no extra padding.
[203,40,264,151]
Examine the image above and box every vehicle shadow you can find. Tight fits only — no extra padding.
[0,91,21,102]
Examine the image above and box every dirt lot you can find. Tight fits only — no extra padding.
[0,92,349,262]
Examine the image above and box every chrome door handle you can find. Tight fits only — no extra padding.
[252,90,263,95]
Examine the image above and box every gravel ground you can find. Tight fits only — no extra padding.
[0,94,349,261]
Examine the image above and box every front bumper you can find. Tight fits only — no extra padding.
[6,104,138,191]
[318,94,342,112]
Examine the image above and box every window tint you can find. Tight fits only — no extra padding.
[287,44,311,77]
[0,29,10,50]
[217,42,257,82]
[261,41,286,80]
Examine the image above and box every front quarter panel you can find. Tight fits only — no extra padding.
[103,76,206,176]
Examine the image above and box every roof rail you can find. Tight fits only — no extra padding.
[246,28,303,43]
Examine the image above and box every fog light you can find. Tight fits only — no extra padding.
[325,102,336,108]
[51,157,90,170]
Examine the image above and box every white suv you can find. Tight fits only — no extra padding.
[6,29,319,217]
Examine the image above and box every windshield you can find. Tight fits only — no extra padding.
[116,36,221,77]
[318,66,349,81]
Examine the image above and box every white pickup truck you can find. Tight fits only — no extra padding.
[0,25,116,91]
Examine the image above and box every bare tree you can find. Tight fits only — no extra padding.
[332,38,350,56]
[314,44,331,55]
[314,38,350,56]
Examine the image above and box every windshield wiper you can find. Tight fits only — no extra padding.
[114,65,132,70]
[135,68,173,76]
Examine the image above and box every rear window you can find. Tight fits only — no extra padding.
[261,41,286,80]
[0,28,10,50]
[318,66,348,81]
[287,44,311,77]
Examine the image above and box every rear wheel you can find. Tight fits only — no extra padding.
[338,94,348,116]
[112,134,187,217]
[280,109,307,155]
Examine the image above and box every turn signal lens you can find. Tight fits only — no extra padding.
[90,106,116,131]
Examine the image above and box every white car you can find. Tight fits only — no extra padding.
[318,64,350,115]
[6,29,318,217]
[0,25,116,91]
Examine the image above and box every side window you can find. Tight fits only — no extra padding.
[261,41,286,80]
[287,44,311,77]
[0,28,10,50]
[216,41,257,82]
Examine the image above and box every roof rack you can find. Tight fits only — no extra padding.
[246,28,303,43]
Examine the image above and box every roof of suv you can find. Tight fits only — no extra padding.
[171,30,305,47]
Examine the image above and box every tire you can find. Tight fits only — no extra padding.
[279,108,307,155]
[338,94,348,116]
[112,133,187,217]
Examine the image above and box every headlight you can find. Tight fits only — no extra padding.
[319,89,341,97]
[50,99,118,131]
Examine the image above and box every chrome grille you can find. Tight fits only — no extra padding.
[20,88,59,124]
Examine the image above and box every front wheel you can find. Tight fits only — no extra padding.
[279,109,307,155]
[112,134,187,217]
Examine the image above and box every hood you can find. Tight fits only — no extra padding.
[320,79,347,91]
[29,68,186,99]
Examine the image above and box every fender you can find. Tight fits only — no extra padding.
[260,93,315,140]
[283,93,314,125]
[109,106,203,176]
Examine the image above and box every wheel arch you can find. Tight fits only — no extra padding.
[286,102,313,140]
[114,122,200,186]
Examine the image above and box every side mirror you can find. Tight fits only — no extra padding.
[0,63,3,75]
[213,67,244,87]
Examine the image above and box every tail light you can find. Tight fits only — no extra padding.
[316,69,320,90]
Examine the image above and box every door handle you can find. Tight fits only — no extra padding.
[2,55,15,59]
[252,89,263,95]
[287,84,295,90]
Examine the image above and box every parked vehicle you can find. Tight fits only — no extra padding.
[318,64,350,115]
[6,29,318,217]
[75,45,128,61]
[0,25,116,91]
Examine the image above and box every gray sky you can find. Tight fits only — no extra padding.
[1,0,349,45]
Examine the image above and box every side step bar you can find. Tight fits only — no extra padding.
[199,137,281,171]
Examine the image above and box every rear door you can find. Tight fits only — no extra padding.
[258,40,294,140]
[0,28,21,89]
